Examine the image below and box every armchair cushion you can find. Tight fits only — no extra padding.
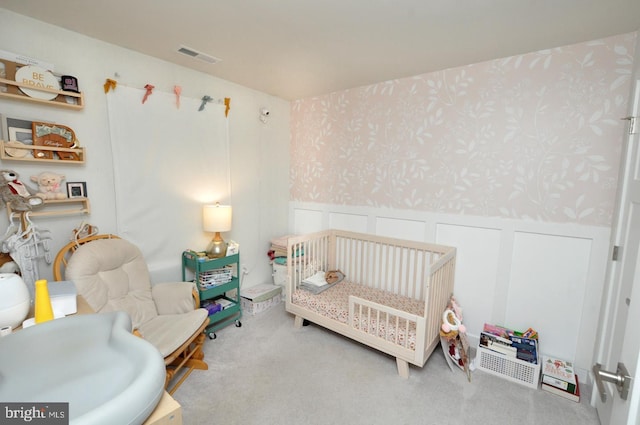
[152,282,197,315]
[138,310,208,357]
[66,239,158,329]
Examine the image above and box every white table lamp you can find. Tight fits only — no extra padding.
[203,203,232,258]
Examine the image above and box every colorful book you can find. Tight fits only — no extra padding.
[479,331,517,357]
[216,298,235,310]
[542,374,580,403]
[482,323,512,339]
[510,336,538,364]
[541,356,577,393]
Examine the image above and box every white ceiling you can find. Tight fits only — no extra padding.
[1,1,639,100]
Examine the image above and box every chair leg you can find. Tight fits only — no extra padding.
[166,367,194,396]
[190,333,206,361]
[165,369,175,390]
[165,332,208,395]
[184,358,208,370]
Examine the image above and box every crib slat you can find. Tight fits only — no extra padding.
[385,313,390,343]
[364,240,370,288]
[352,238,357,283]
[399,246,405,295]
[405,318,410,348]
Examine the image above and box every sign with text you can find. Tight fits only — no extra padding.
[1,403,68,424]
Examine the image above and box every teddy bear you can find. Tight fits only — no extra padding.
[31,171,67,200]
[0,169,44,212]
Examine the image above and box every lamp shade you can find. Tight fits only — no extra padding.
[203,204,232,233]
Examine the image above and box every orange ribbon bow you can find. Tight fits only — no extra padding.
[103,79,117,93]
[224,98,231,117]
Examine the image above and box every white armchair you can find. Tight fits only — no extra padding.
[53,235,209,395]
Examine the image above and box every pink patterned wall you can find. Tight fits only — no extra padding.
[291,32,637,226]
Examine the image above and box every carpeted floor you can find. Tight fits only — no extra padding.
[172,303,600,425]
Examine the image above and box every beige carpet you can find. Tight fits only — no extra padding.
[172,303,600,425]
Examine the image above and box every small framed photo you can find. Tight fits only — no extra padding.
[66,182,87,198]
[1,115,36,143]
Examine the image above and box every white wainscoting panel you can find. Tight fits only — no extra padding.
[435,224,502,341]
[375,216,427,242]
[293,209,324,234]
[506,231,591,363]
[329,212,368,233]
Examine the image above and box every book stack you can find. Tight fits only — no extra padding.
[541,356,580,402]
[479,324,538,364]
[216,298,235,310]
[479,332,517,357]
[201,299,223,315]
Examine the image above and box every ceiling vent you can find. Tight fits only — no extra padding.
[177,46,221,64]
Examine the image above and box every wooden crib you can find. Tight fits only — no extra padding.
[285,229,456,378]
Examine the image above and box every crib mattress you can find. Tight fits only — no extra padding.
[292,281,425,350]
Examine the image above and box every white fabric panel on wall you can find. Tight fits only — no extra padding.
[106,86,229,277]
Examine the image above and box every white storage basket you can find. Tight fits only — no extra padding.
[476,344,540,389]
[198,266,233,289]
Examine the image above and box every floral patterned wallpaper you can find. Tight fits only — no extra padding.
[290,32,637,226]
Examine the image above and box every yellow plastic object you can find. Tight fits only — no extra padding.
[34,279,54,323]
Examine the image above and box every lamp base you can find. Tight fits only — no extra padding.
[207,233,228,258]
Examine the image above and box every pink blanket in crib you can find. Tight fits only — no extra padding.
[292,281,425,350]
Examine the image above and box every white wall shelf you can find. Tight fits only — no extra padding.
[0,140,85,164]
[7,198,90,219]
[0,77,84,110]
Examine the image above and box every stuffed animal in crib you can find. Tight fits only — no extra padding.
[31,171,67,200]
[325,270,345,284]
[440,296,466,339]
[0,169,44,211]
